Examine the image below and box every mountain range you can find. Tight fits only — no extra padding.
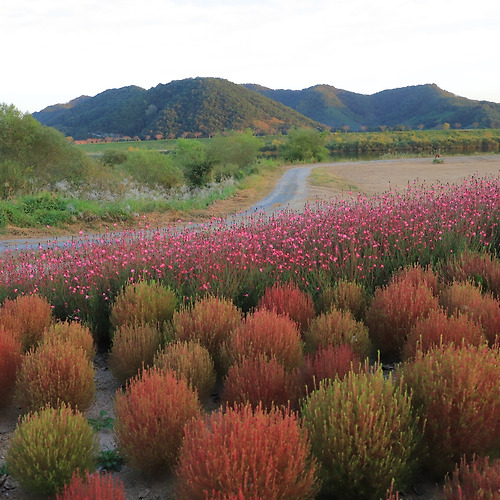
[33,77,500,140]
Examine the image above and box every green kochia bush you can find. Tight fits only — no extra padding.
[6,404,98,496]
[301,367,422,499]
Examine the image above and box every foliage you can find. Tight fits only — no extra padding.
[0,326,22,405]
[301,367,421,499]
[87,410,115,432]
[16,338,96,412]
[257,280,316,332]
[42,320,96,360]
[399,344,500,478]
[96,448,125,472]
[304,307,371,359]
[280,127,328,162]
[221,308,304,371]
[173,138,216,186]
[6,404,98,496]
[56,470,125,500]
[175,403,320,500]
[114,366,201,474]
[154,340,216,401]
[109,321,162,384]
[316,279,369,320]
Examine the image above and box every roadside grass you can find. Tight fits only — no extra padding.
[310,167,360,192]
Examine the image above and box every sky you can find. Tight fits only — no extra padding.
[2,0,499,114]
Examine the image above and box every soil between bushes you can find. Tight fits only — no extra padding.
[1,155,500,499]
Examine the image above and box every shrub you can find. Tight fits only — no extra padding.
[222,355,302,410]
[57,470,126,500]
[317,279,369,320]
[301,368,421,499]
[16,339,96,412]
[402,308,486,360]
[42,321,96,361]
[366,280,439,359]
[302,344,361,391]
[175,403,320,499]
[154,340,216,401]
[109,322,162,384]
[110,280,177,330]
[443,455,500,500]
[393,264,440,296]
[304,307,371,359]
[0,326,22,405]
[257,281,315,332]
[439,281,500,345]
[0,293,53,351]
[221,309,304,371]
[6,404,98,496]
[114,366,201,474]
[172,295,241,372]
[399,344,500,478]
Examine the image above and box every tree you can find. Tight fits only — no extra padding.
[281,127,328,163]
[173,139,215,187]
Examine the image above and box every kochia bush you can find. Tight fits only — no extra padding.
[301,368,421,499]
[0,327,22,406]
[316,279,369,321]
[175,403,320,499]
[57,470,126,500]
[42,320,96,361]
[6,404,98,496]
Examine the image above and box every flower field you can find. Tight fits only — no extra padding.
[1,174,499,499]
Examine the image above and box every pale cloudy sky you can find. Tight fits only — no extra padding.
[2,0,499,113]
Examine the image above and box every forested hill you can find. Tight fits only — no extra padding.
[33,78,324,140]
[245,83,500,131]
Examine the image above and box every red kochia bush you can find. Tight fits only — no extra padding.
[175,403,320,499]
[221,309,304,371]
[257,281,315,332]
[0,327,22,405]
[443,455,500,500]
[392,264,441,296]
[366,279,439,359]
[222,355,302,410]
[400,344,500,478]
[402,308,486,360]
[114,366,201,474]
[57,470,125,500]
[0,294,53,351]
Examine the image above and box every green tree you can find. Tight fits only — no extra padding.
[281,127,328,163]
[173,139,215,186]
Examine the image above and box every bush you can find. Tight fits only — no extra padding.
[175,403,320,499]
[439,281,500,345]
[302,344,361,391]
[443,455,500,500]
[402,308,486,360]
[16,339,96,412]
[0,327,22,405]
[56,470,126,500]
[0,293,53,351]
[399,344,500,478]
[154,340,216,401]
[114,366,201,474]
[304,307,371,359]
[393,264,440,296]
[6,404,98,496]
[301,368,421,499]
[109,322,162,384]
[257,281,315,332]
[366,280,439,359]
[222,355,302,410]
[316,279,369,320]
[110,280,177,330]
[172,295,242,373]
[42,320,96,361]
[221,309,304,371]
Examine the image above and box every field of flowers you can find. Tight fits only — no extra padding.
[0,174,499,498]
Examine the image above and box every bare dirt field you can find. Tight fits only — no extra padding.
[1,155,500,499]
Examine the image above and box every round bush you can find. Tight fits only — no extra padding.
[6,404,98,496]
[57,470,125,500]
[109,321,162,384]
[393,264,440,296]
[304,307,371,359]
[301,368,421,499]
[0,327,22,406]
[110,280,177,330]
[316,279,369,320]
[221,309,304,371]
[222,355,302,410]
[175,403,320,499]
[43,320,96,360]
[257,281,315,332]
[16,339,96,412]
[114,366,201,473]
[399,344,500,478]
[154,340,216,401]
